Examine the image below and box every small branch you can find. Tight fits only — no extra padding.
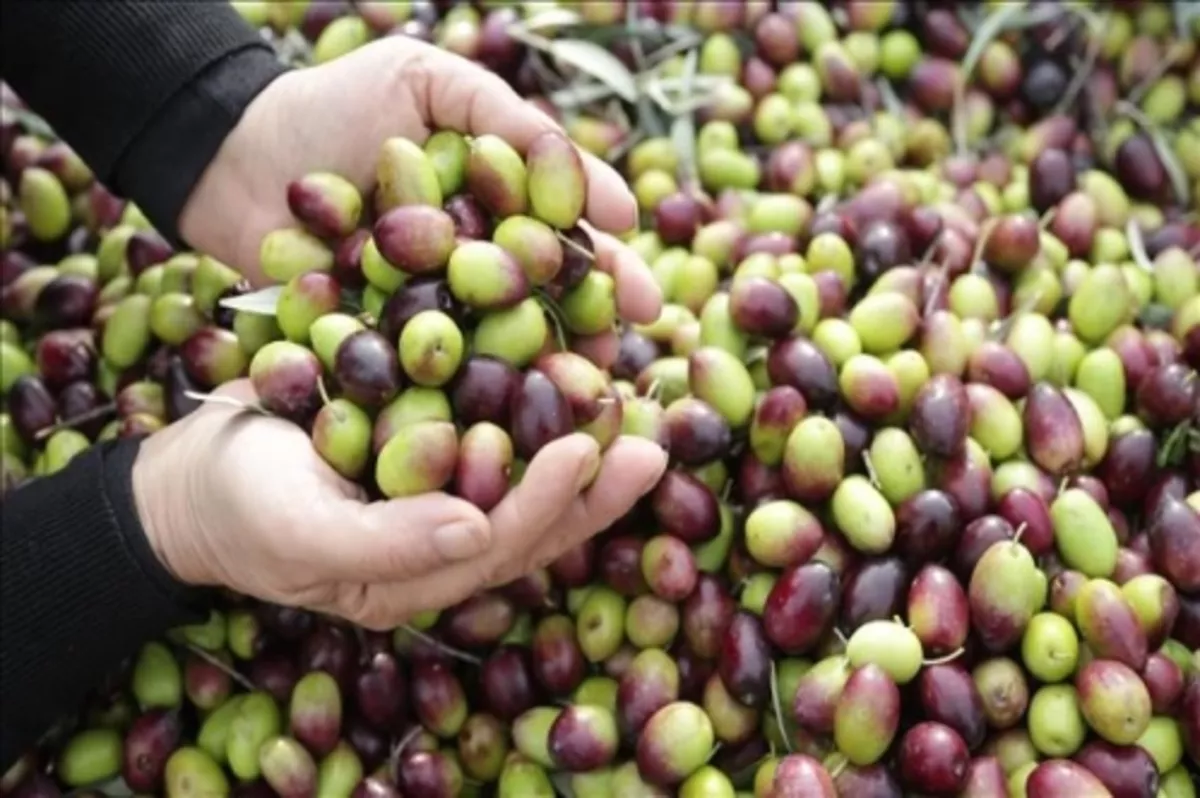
[988,289,1044,343]
[33,402,117,441]
[555,231,597,262]
[1127,219,1155,273]
[1126,40,1191,105]
[1115,101,1191,206]
[769,661,795,754]
[388,724,424,772]
[398,624,481,666]
[922,647,966,666]
[861,451,882,491]
[185,643,255,691]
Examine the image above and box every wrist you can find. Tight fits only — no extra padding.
[177,67,294,285]
[130,427,212,588]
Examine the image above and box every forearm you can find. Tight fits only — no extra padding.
[0,437,211,770]
[0,0,288,245]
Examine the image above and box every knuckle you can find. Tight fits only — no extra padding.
[335,586,395,632]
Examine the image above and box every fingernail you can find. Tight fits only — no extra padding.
[433,521,490,562]
[576,446,603,491]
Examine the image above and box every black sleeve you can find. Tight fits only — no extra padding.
[0,0,290,247]
[0,437,212,771]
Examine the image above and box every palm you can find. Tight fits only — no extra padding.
[148,379,666,627]
[156,38,669,627]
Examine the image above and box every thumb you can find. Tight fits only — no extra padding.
[211,378,257,402]
[302,491,493,584]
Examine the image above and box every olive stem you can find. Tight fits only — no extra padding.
[317,375,333,408]
[643,378,663,403]
[1126,40,1191,105]
[988,289,1044,343]
[816,193,840,214]
[922,255,952,319]
[952,0,1034,155]
[922,647,966,666]
[1052,11,1107,117]
[534,289,571,352]
[968,218,999,275]
[1126,219,1155,273]
[1013,521,1028,548]
[833,627,849,647]
[33,401,118,442]
[183,643,256,691]
[555,230,597,263]
[398,624,481,667]
[769,660,795,754]
[860,451,882,492]
[875,78,905,120]
[1114,100,1191,205]
[388,724,424,772]
[1038,207,1057,230]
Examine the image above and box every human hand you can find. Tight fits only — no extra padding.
[178,35,662,363]
[132,379,667,629]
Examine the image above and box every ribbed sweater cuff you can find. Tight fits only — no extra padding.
[113,45,289,247]
[0,437,210,767]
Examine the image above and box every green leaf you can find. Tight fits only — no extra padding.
[217,285,282,316]
[548,39,639,103]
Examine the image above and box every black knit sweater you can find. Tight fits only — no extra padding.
[1,0,289,768]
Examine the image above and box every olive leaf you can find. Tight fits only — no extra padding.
[10,107,56,141]
[510,24,639,105]
[1126,218,1154,273]
[1175,0,1200,39]
[217,285,284,316]
[548,39,639,103]
[518,6,582,33]
[551,772,576,798]
[954,1,1064,153]
[669,49,699,184]
[1158,421,1194,467]
[1115,101,1191,206]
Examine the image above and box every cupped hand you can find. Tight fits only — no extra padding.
[134,380,667,630]
[146,34,673,623]
[178,34,662,337]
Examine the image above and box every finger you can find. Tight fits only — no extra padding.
[571,330,619,371]
[407,46,636,232]
[299,492,492,584]
[513,436,668,574]
[590,227,663,324]
[485,433,602,552]
[368,433,604,615]
[580,151,638,234]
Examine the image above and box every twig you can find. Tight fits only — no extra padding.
[1115,101,1191,206]
[769,661,795,754]
[1053,12,1107,116]
[185,643,255,691]
[1126,41,1192,106]
[398,624,481,666]
[556,230,597,262]
[388,724,424,772]
[33,402,117,441]
[861,451,882,491]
